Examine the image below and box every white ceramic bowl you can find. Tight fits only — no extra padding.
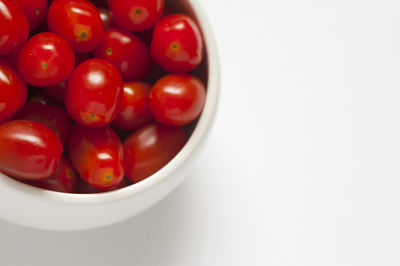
[0,0,219,231]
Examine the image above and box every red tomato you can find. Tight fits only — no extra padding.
[0,60,27,123]
[27,157,77,193]
[17,32,75,87]
[0,120,63,180]
[0,0,29,54]
[149,74,206,126]
[123,122,186,183]
[68,125,124,189]
[76,178,129,193]
[151,14,203,73]
[113,82,153,130]
[14,0,47,30]
[42,81,67,103]
[108,0,164,32]
[65,59,123,127]
[47,0,104,52]
[15,102,70,144]
[94,28,152,81]
[97,6,113,30]
[29,93,56,106]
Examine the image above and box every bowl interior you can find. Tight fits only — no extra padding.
[0,0,218,205]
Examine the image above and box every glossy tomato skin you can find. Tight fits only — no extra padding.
[17,32,75,87]
[108,0,164,32]
[94,28,152,81]
[113,82,153,130]
[14,0,47,30]
[123,122,186,183]
[0,120,63,180]
[68,125,124,189]
[65,59,123,127]
[28,157,77,193]
[15,102,70,144]
[97,6,113,30]
[0,0,29,54]
[47,0,104,52]
[151,14,203,73]
[149,74,206,126]
[0,60,27,123]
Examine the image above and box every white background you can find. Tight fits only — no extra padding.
[2,0,400,265]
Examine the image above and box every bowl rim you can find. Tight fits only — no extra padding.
[0,0,220,205]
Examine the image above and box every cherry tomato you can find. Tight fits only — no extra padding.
[94,28,152,80]
[68,125,124,189]
[15,102,70,144]
[0,60,27,123]
[149,74,206,126]
[27,157,77,193]
[97,6,113,30]
[47,0,104,52]
[0,0,29,54]
[151,14,203,73]
[123,122,186,183]
[14,0,47,30]
[29,93,56,106]
[17,32,75,87]
[65,59,123,127]
[108,0,164,32]
[42,81,67,103]
[76,178,129,193]
[113,82,153,130]
[0,120,63,180]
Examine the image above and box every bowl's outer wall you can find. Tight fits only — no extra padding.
[0,0,220,231]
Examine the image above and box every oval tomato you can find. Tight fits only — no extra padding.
[151,14,203,73]
[47,0,104,52]
[149,74,206,126]
[68,125,124,189]
[27,156,77,193]
[0,120,63,180]
[65,59,123,127]
[113,82,153,130]
[14,0,47,30]
[0,0,29,54]
[15,102,70,144]
[94,28,152,80]
[0,60,27,124]
[108,0,164,32]
[123,122,186,183]
[17,32,75,87]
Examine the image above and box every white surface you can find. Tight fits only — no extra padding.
[1,0,400,264]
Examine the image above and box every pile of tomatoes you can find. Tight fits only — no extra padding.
[0,0,206,193]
